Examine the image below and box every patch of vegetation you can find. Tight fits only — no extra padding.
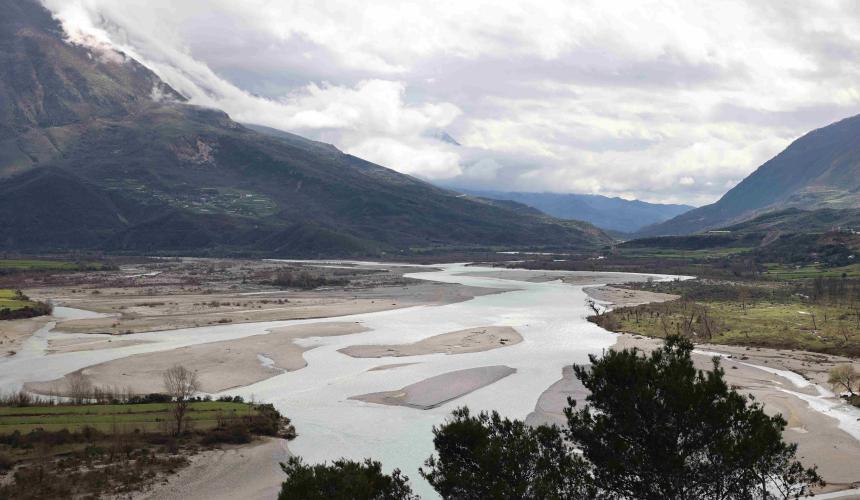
[0,290,52,320]
[591,278,860,356]
[0,400,255,434]
[269,268,350,289]
[101,179,280,218]
[0,394,295,499]
[0,259,116,274]
[279,458,418,500]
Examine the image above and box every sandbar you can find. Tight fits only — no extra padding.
[352,365,516,410]
[339,326,522,358]
[583,285,679,307]
[26,322,368,395]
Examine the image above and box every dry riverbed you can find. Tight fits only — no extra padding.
[12,258,496,336]
[27,322,370,395]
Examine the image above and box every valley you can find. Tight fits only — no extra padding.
[0,258,859,498]
[3,0,860,498]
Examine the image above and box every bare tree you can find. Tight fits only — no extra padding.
[737,287,749,313]
[828,365,858,397]
[66,371,93,404]
[586,299,604,317]
[163,365,200,435]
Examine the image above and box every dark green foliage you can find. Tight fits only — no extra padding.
[125,393,172,404]
[279,457,417,500]
[271,269,349,289]
[565,336,823,499]
[200,421,251,445]
[420,407,595,499]
[417,337,823,500]
[0,301,51,320]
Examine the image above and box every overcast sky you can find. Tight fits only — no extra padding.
[42,0,860,206]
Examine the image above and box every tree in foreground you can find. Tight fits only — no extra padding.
[420,407,595,499]
[565,335,823,499]
[280,336,823,499]
[278,457,417,500]
[163,365,199,435]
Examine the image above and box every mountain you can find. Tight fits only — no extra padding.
[622,207,860,268]
[637,114,860,237]
[449,189,693,233]
[0,0,611,257]
[720,207,860,235]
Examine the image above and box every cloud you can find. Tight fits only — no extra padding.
[41,0,464,179]
[39,0,860,206]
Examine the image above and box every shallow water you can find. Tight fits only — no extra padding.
[2,263,860,497]
[0,263,678,496]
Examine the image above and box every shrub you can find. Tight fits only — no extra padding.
[279,457,417,500]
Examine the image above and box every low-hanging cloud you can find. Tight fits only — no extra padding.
[40,0,860,206]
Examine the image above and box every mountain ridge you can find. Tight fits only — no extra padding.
[0,0,611,257]
[637,114,860,237]
[450,188,693,233]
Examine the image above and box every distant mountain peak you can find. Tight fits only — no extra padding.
[637,113,860,237]
[448,188,693,233]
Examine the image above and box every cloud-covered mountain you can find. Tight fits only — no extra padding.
[448,189,693,233]
[36,0,860,206]
[0,0,611,256]
[637,114,860,237]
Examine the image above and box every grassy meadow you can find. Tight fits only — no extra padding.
[0,258,117,273]
[592,277,860,356]
[0,289,34,312]
[0,401,257,434]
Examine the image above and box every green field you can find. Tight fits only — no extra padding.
[0,259,113,273]
[0,289,35,311]
[763,263,860,280]
[597,298,860,356]
[0,402,257,433]
[618,246,754,259]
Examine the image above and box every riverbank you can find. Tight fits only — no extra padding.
[134,437,290,500]
[581,283,860,494]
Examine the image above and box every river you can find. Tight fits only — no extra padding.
[0,263,679,497]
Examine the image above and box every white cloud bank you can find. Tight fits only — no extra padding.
[41,0,860,205]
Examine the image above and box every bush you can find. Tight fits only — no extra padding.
[270,269,349,290]
[125,393,172,404]
[565,336,823,499]
[201,422,251,445]
[279,457,417,500]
